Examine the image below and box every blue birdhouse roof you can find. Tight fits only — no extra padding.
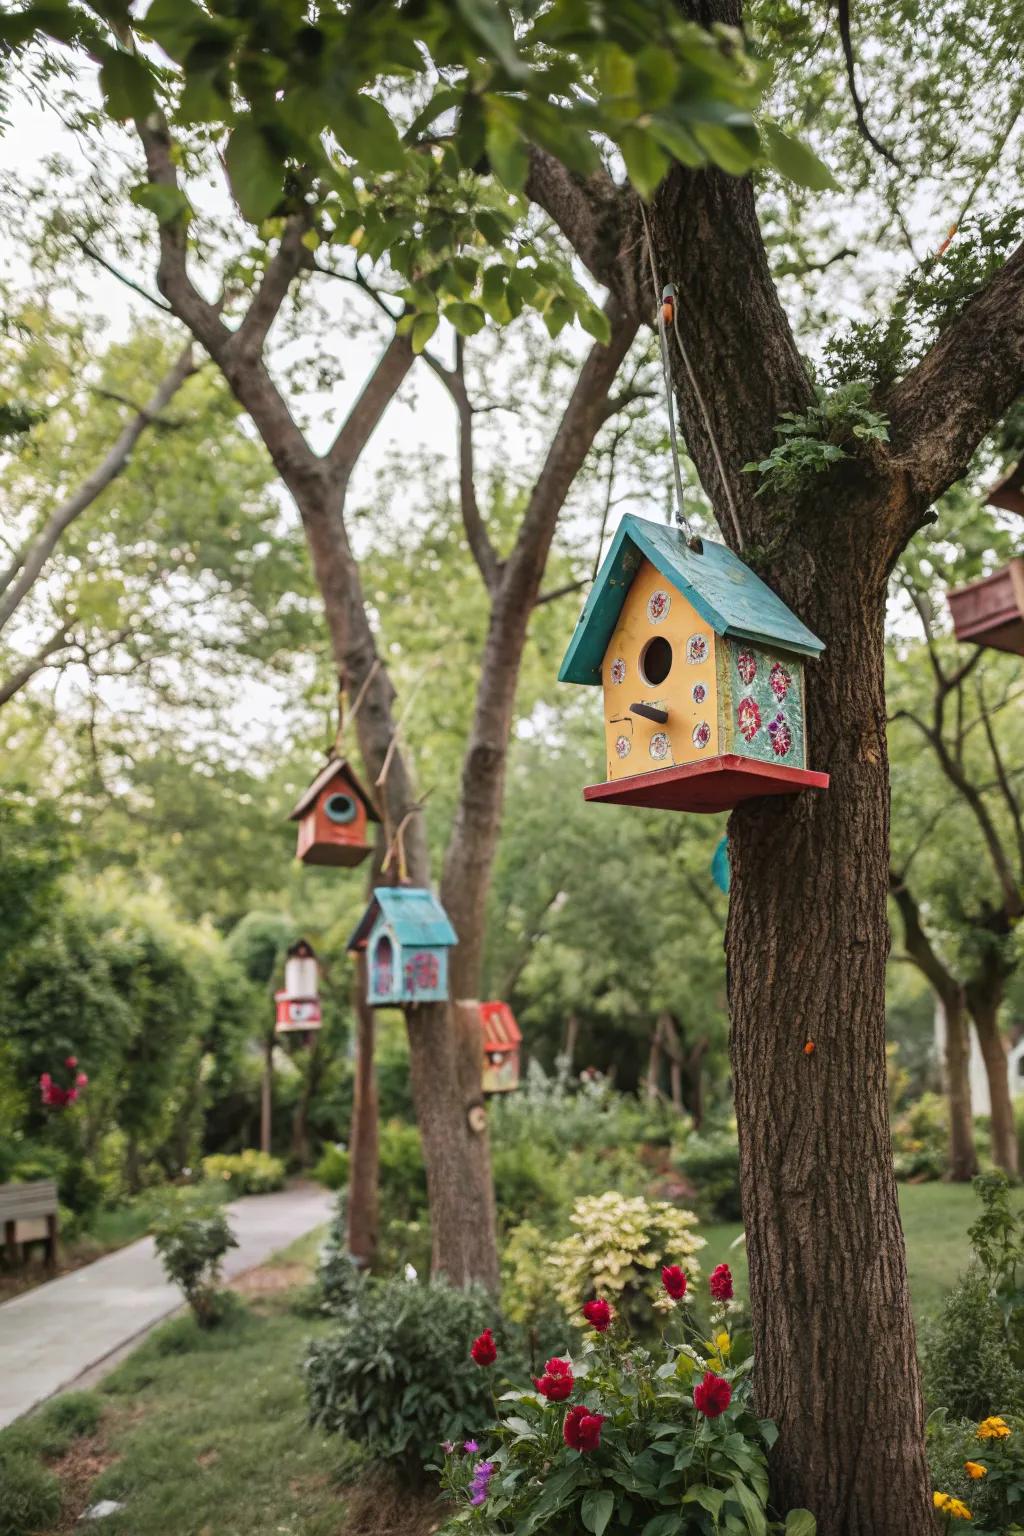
[346,887,458,953]
[558,515,825,686]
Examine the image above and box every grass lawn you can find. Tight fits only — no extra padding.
[700,1180,1022,1320]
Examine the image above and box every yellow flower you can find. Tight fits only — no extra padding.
[964,1462,987,1480]
[978,1416,1012,1440]
[933,1492,972,1519]
[715,1331,731,1358]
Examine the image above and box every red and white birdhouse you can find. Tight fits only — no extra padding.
[288,758,379,867]
[478,1001,523,1094]
[275,939,322,1034]
[945,469,1024,656]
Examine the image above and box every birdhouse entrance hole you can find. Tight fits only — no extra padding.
[641,636,673,686]
[373,935,394,998]
[325,792,357,825]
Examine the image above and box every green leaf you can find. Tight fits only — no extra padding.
[784,1513,817,1536]
[485,105,528,194]
[130,182,191,228]
[224,121,282,224]
[98,48,155,121]
[648,114,706,168]
[454,0,525,80]
[581,1490,614,1536]
[729,1476,767,1536]
[640,1515,685,1536]
[444,302,487,336]
[618,126,669,200]
[684,1485,725,1518]
[761,121,838,192]
[542,296,574,339]
[411,313,439,354]
[578,305,611,345]
[337,94,406,174]
[692,122,759,176]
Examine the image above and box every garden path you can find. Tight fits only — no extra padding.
[0,1181,333,1428]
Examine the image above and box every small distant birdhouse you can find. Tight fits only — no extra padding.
[945,469,1024,656]
[558,515,829,812]
[346,887,457,1007]
[275,939,322,1034]
[478,1001,523,1094]
[288,758,379,867]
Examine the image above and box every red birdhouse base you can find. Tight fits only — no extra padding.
[583,754,829,813]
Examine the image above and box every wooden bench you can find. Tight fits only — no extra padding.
[0,1179,59,1271]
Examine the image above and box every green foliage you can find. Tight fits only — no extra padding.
[377,1118,430,1225]
[742,381,890,499]
[438,1302,812,1535]
[892,1093,951,1183]
[304,1276,499,1474]
[151,1190,238,1327]
[0,1450,61,1536]
[676,1130,742,1223]
[926,1412,1024,1535]
[0,1391,102,1464]
[0,791,67,954]
[313,1142,350,1192]
[201,1150,285,1195]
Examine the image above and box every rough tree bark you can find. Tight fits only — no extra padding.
[968,971,1018,1177]
[347,952,379,1268]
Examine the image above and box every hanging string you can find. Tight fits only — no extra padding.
[638,202,745,554]
[332,657,382,758]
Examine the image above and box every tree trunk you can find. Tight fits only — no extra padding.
[347,953,379,1268]
[290,1035,322,1169]
[727,577,933,1536]
[969,986,1018,1176]
[941,991,978,1181]
[682,1036,708,1129]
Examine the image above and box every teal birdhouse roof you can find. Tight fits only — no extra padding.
[346,887,458,953]
[558,515,825,686]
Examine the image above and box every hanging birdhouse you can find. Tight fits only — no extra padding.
[945,469,1024,656]
[346,887,456,1007]
[288,758,379,867]
[558,515,829,812]
[275,939,322,1034]
[478,1001,523,1094]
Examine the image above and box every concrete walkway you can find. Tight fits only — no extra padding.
[0,1182,334,1429]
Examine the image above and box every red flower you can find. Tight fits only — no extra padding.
[470,1328,497,1367]
[65,1056,78,1069]
[709,1264,733,1302]
[534,1357,574,1401]
[661,1264,688,1300]
[563,1404,606,1453]
[582,1298,612,1333]
[693,1371,732,1418]
[76,1072,89,1087]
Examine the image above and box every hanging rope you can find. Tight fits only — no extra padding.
[638,202,745,554]
[332,658,382,758]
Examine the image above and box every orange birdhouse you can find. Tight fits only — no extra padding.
[288,757,379,867]
[945,469,1024,656]
[478,1001,523,1094]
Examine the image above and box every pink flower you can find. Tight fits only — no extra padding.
[661,1264,688,1300]
[65,1056,78,1069]
[709,1264,733,1302]
[76,1072,89,1087]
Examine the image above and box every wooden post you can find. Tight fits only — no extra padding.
[347,951,379,1268]
[260,1031,273,1156]
[45,1212,58,1272]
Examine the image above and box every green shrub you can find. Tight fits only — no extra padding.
[313,1142,350,1191]
[151,1189,238,1327]
[490,1139,564,1233]
[377,1119,429,1225]
[317,1203,369,1315]
[304,1276,499,1475]
[675,1130,742,1222]
[891,1091,950,1181]
[921,1270,1024,1419]
[201,1149,285,1194]
[926,1411,1024,1533]
[0,1450,61,1536]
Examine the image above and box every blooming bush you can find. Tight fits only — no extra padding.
[541,1192,705,1332]
[928,1411,1024,1533]
[38,1055,88,1110]
[439,1263,815,1535]
[151,1190,238,1327]
[201,1149,285,1195]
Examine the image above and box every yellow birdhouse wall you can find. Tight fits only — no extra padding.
[601,559,719,780]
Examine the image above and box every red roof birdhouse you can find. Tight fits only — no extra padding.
[478,1001,522,1094]
[275,939,322,1034]
[289,758,379,867]
[945,470,1024,656]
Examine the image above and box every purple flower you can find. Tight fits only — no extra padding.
[463,1439,479,1454]
[469,1460,496,1507]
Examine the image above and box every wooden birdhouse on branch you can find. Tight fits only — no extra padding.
[346,887,457,1007]
[945,466,1024,656]
[288,758,379,867]
[558,515,829,812]
[478,1001,523,1094]
[275,939,322,1035]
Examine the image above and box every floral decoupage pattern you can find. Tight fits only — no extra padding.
[725,639,806,767]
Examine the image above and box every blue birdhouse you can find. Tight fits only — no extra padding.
[346,887,457,1007]
[558,515,830,812]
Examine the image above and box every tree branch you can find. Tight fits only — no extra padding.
[0,625,72,707]
[420,337,501,591]
[324,330,415,480]
[232,215,309,360]
[885,239,1024,513]
[836,0,900,168]
[0,342,195,635]
[524,147,638,315]
[975,673,1024,876]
